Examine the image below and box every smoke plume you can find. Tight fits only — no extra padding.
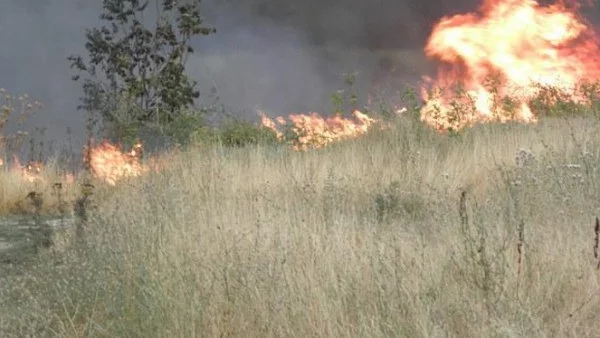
[2,0,598,153]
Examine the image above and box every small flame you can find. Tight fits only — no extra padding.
[65,173,75,184]
[260,110,377,151]
[259,112,284,140]
[10,156,44,183]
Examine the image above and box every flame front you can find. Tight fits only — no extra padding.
[8,156,44,183]
[260,110,377,151]
[421,0,600,131]
[89,141,146,186]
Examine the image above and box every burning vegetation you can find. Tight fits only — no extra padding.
[420,0,600,131]
[0,139,156,191]
[6,1,600,335]
[88,141,147,186]
[3,0,600,188]
[261,0,600,141]
[259,110,379,151]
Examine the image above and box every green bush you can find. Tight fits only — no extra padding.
[163,109,208,146]
[217,119,281,147]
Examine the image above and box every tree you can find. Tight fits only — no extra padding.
[68,0,216,142]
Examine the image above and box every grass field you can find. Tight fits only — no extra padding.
[1,111,600,337]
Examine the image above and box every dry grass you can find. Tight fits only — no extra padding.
[0,160,79,216]
[1,115,600,337]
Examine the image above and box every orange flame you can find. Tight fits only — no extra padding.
[89,141,147,186]
[10,156,44,183]
[260,113,284,140]
[260,110,377,151]
[421,0,600,131]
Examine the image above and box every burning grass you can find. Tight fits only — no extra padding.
[88,140,147,186]
[4,0,600,334]
[1,113,600,336]
[259,110,380,151]
[0,140,157,216]
[0,159,78,215]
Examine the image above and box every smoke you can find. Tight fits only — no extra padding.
[1,0,598,155]
[0,0,103,155]
[191,0,485,118]
[211,0,483,48]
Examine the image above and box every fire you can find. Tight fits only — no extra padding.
[10,156,44,183]
[421,0,600,131]
[260,113,284,140]
[89,141,147,186]
[65,173,75,184]
[260,110,377,151]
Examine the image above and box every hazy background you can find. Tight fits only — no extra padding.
[1,0,598,155]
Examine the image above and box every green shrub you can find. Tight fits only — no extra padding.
[163,109,208,146]
[217,119,281,147]
[529,84,589,118]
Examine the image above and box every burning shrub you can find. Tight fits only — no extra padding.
[88,141,147,186]
[529,81,600,117]
[420,0,600,131]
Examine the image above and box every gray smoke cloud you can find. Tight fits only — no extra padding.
[212,0,481,48]
[2,0,597,157]
[0,1,103,154]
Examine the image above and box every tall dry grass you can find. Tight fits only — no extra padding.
[0,159,79,215]
[1,114,600,337]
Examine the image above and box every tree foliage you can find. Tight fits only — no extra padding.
[68,0,216,138]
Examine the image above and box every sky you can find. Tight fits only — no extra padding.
[1,0,598,156]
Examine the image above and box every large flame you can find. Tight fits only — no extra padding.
[89,141,147,186]
[9,1,600,189]
[421,0,600,131]
[260,110,377,151]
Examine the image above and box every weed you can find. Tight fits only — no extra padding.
[3,79,600,336]
[374,181,426,225]
[595,217,599,270]
[218,118,281,147]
